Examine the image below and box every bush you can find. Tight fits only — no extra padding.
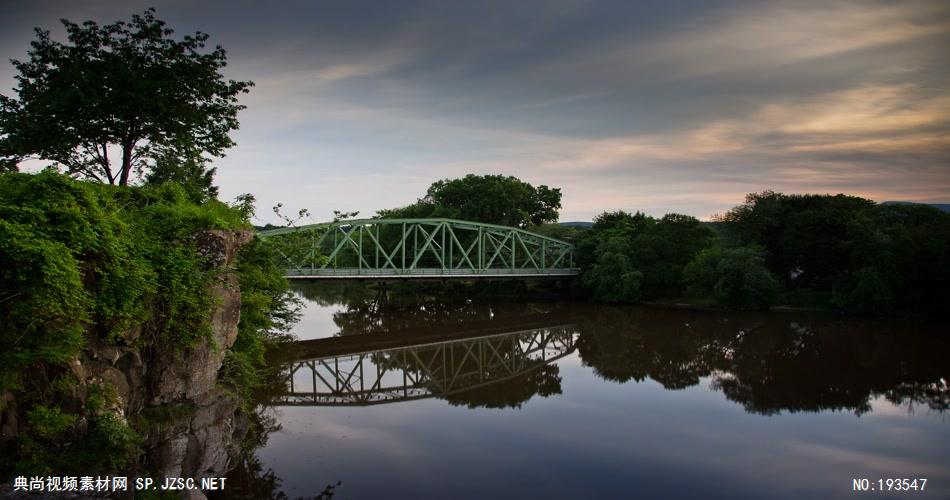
[25,405,76,440]
[577,211,714,301]
[833,267,896,314]
[221,236,301,406]
[581,237,644,302]
[684,246,778,310]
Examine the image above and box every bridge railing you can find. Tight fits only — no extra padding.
[257,218,578,278]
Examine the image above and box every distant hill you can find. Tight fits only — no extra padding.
[881,201,950,213]
[559,221,593,228]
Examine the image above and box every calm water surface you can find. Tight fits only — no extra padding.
[235,286,950,499]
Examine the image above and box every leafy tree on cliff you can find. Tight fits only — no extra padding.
[0,8,252,185]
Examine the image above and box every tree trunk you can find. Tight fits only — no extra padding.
[119,140,134,186]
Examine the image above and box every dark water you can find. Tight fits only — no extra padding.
[229,286,950,499]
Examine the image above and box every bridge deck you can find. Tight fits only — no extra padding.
[284,267,579,279]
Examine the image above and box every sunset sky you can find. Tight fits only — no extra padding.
[3,0,948,223]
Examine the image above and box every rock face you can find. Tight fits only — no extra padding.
[147,388,246,485]
[149,230,252,405]
[143,230,253,497]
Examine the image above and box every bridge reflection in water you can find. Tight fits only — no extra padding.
[277,325,577,407]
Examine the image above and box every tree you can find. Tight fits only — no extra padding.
[577,211,713,300]
[375,174,562,228]
[591,210,651,233]
[833,203,950,314]
[422,174,562,227]
[717,191,875,287]
[581,236,644,302]
[575,210,651,269]
[143,142,218,203]
[0,9,252,185]
[628,213,714,297]
[684,245,778,310]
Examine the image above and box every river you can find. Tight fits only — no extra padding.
[221,283,950,499]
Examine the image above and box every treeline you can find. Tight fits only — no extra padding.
[577,191,950,314]
[370,175,948,315]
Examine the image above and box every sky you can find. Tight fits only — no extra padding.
[2,0,948,223]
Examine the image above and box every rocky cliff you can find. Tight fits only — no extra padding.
[142,229,252,498]
[1,229,254,500]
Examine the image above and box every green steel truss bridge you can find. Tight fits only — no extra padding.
[257,218,578,279]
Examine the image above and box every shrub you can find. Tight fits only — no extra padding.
[684,246,778,310]
[832,267,896,314]
[581,237,644,302]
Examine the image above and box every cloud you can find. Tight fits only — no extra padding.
[3,0,948,223]
[585,0,950,80]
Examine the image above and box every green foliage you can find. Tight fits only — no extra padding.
[25,405,76,440]
[0,219,88,390]
[147,244,216,347]
[222,236,301,406]
[0,171,246,394]
[74,414,143,471]
[0,171,293,476]
[833,267,895,313]
[578,210,714,301]
[50,373,79,396]
[630,214,715,297]
[719,191,950,314]
[377,174,562,228]
[0,158,16,173]
[376,199,457,220]
[527,223,586,242]
[684,245,778,310]
[232,193,258,221]
[582,237,644,302]
[0,8,252,185]
[719,191,876,286]
[16,405,141,475]
[592,210,653,232]
[85,382,120,414]
[144,143,219,203]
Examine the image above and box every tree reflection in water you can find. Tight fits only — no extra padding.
[575,306,949,415]
[444,363,563,409]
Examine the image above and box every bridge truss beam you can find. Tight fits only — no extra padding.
[257,218,577,278]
